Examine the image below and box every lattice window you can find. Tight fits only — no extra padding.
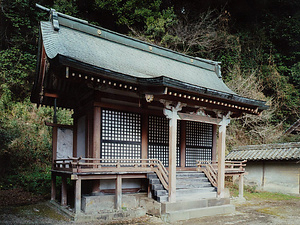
[101,109,141,159]
[185,121,213,167]
[148,115,180,167]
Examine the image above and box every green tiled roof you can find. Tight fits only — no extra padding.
[226,142,300,161]
[36,7,267,110]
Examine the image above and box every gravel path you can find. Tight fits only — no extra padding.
[0,190,299,224]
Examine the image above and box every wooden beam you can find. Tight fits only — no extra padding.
[45,121,74,129]
[115,175,122,210]
[44,92,59,98]
[93,101,163,116]
[178,112,222,125]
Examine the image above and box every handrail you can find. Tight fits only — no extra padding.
[196,160,247,188]
[197,160,218,187]
[53,157,169,190]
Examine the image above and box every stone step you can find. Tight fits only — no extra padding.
[176,172,205,178]
[176,191,217,201]
[176,183,212,189]
[147,173,157,179]
[154,189,168,196]
[156,195,168,203]
[161,198,230,213]
[161,204,235,223]
[151,184,164,190]
[149,179,160,185]
[176,178,210,185]
[176,187,216,195]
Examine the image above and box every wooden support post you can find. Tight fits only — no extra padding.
[51,173,56,201]
[93,106,101,158]
[169,112,177,202]
[61,176,67,206]
[148,181,152,198]
[239,174,244,198]
[92,106,101,193]
[217,116,230,198]
[162,102,184,203]
[74,177,81,213]
[52,127,58,168]
[212,124,217,162]
[115,175,122,210]
[180,121,186,168]
[141,113,148,160]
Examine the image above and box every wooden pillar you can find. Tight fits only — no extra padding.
[52,126,58,168]
[115,175,122,210]
[92,106,101,193]
[217,116,230,198]
[74,177,81,213]
[239,174,244,198]
[93,106,101,158]
[51,173,56,201]
[73,117,78,157]
[61,176,67,206]
[162,101,184,202]
[180,121,186,168]
[148,182,152,198]
[169,113,177,202]
[212,124,217,162]
[141,113,148,160]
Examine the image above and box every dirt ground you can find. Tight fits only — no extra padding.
[0,189,299,225]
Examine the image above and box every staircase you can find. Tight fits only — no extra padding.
[147,171,235,222]
[148,171,217,202]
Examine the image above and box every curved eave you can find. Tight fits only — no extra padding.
[55,55,267,111]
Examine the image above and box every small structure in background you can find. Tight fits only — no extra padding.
[31,5,267,222]
[226,142,300,196]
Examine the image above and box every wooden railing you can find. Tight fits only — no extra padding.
[53,157,169,190]
[197,160,247,188]
[196,160,218,187]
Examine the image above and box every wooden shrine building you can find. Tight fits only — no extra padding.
[31,5,267,222]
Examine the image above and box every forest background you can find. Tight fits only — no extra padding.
[0,0,299,196]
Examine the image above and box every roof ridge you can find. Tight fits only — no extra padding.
[233,142,300,151]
